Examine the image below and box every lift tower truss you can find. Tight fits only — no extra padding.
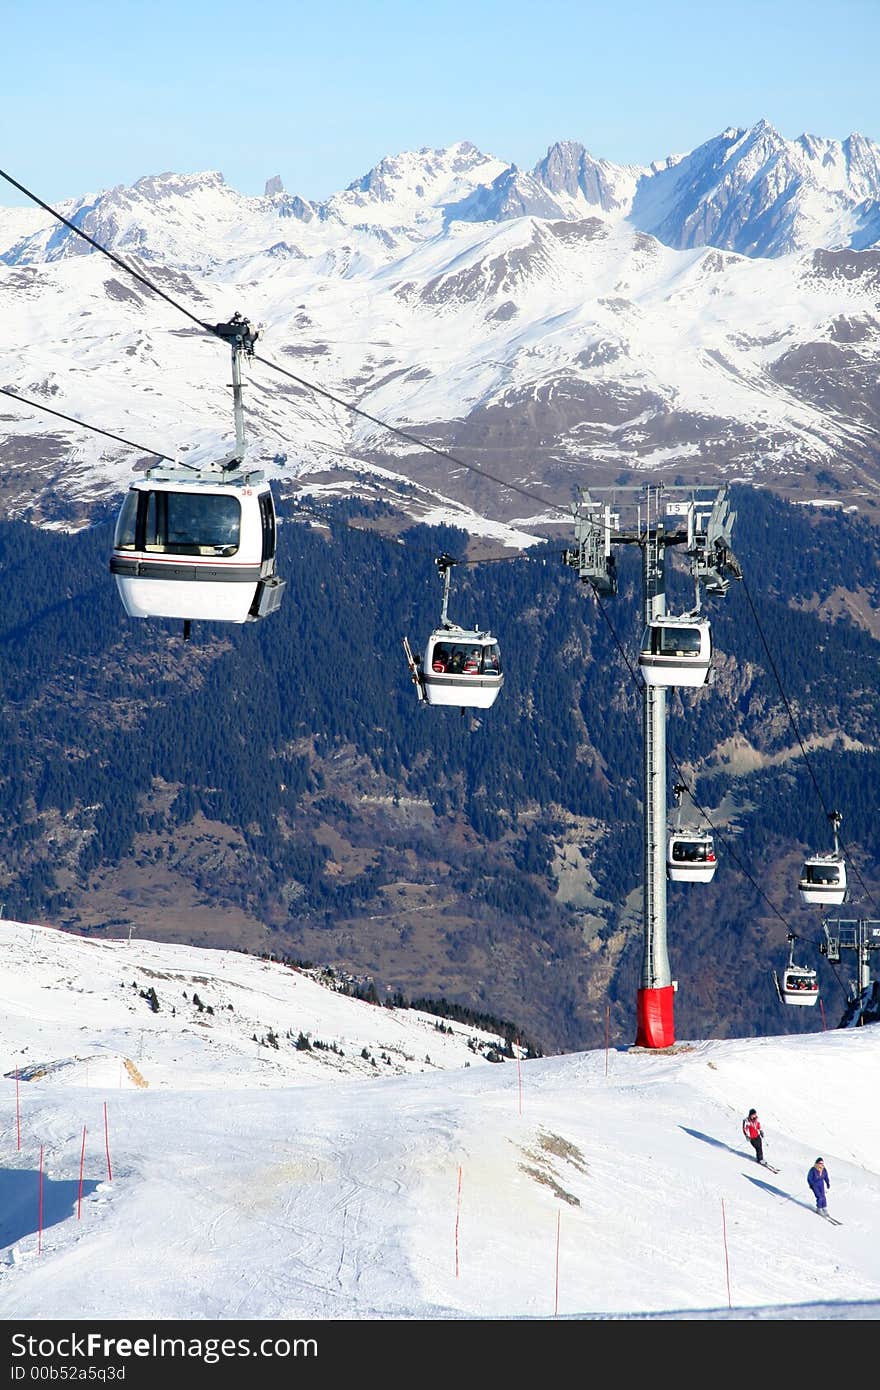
[821,917,880,1008]
[563,484,741,1049]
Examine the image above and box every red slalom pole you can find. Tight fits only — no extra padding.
[454,1166,462,1278]
[103,1102,113,1182]
[721,1197,732,1309]
[38,1145,44,1255]
[78,1126,87,1219]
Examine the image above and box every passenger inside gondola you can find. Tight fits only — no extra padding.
[658,627,702,657]
[140,491,242,555]
[430,642,502,677]
[672,839,711,862]
[803,863,842,885]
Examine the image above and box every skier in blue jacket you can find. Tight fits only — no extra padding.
[807,1158,831,1213]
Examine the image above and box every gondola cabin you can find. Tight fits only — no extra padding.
[639,615,712,687]
[667,831,717,883]
[403,553,504,712]
[421,627,503,709]
[110,469,285,626]
[798,855,847,907]
[780,963,820,1007]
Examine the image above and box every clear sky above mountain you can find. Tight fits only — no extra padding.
[1,0,877,209]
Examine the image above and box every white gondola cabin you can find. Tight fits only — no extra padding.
[638,614,712,687]
[775,935,820,1007]
[666,782,717,883]
[419,627,503,708]
[110,312,285,636]
[798,855,847,907]
[780,961,820,1007]
[667,831,717,883]
[111,468,285,629]
[798,810,847,906]
[403,554,503,712]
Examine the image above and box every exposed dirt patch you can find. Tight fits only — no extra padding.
[535,1129,589,1173]
[516,1127,589,1205]
[518,1164,580,1205]
[123,1058,148,1088]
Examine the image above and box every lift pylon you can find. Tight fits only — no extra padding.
[564,483,741,1049]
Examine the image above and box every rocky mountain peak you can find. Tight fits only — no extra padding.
[533,140,590,193]
[533,140,644,212]
[626,119,880,256]
[129,170,229,201]
[344,143,495,202]
[445,165,564,223]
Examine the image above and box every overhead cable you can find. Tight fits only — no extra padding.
[0,385,172,461]
[0,165,572,521]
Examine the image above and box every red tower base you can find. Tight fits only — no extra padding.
[636,986,675,1049]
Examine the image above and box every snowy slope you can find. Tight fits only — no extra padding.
[0,919,512,1091]
[1,918,879,1321]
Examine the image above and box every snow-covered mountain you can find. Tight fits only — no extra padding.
[2,917,879,1324]
[8,124,878,267]
[631,121,880,257]
[2,123,880,529]
[0,917,518,1091]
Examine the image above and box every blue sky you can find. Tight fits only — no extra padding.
[2,0,878,208]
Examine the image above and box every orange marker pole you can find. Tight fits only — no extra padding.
[38,1145,44,1255]
[721,1197,732,1309]
[103,1102,113,1182]
[78,1126,87,1218]
[454,1165,462,1278]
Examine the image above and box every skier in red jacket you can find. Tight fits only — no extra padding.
[742,1108,765,1163]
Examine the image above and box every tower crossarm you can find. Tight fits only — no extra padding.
[683,487,742,595]
[210,312,259,356]
[561,493,620,596]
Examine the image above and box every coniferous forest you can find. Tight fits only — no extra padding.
[0,483,877,1053]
